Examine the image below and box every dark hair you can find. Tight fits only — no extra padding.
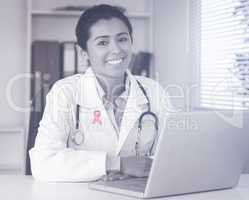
[75,4,133,50]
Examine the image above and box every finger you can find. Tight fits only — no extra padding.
[108,170,120,175]
[101,171,120,181]
[100,175,109,181]
[108,174,121,181]
[118,174,133,180]
[108,175,120,181]
[105,171,124,181]
[101,174,118,181]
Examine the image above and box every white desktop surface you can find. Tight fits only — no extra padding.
[1,175,249,200]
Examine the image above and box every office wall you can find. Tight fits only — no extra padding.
[0,1,27,128]
[154,0,191,112]
[0,0,27,173]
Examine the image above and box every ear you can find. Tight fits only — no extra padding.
[75,44,90,72]
[75,44,89,59]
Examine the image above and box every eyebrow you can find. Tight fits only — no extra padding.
[94,32,129,41]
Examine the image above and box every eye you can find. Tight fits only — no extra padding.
[97,40,108,46]
[118,37,128,43]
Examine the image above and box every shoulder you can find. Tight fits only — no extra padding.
[47,74,83,104]
[52,74,82,90]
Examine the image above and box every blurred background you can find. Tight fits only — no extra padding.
[0,0,248,175]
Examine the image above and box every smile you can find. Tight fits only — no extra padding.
[106,58,124,65]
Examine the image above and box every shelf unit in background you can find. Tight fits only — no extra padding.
[25,1,155,169]
[31,9,152,18]
[28,0,155,52]
[26,0,155,90]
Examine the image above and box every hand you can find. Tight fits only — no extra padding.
[120,156,152,178]
[100,170,132,181]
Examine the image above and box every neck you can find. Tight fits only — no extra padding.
[96,74,126,102]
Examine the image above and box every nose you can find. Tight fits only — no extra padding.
[109,39,122,54]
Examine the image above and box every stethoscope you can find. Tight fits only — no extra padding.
[135,81,159,158]
[70,104,84,146]
[70,80,159,157]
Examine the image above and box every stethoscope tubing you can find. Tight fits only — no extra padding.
[76,104,80,129]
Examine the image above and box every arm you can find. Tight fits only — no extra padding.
[29,83,107,182]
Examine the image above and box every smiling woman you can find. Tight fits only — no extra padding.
[84,18,132,89]
[29,4,172,182]
[75,5,133,99]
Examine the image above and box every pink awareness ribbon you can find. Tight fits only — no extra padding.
[92,110,102,125]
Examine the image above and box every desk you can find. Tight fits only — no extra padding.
[1,175,249,200]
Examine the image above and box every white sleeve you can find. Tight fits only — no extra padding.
[29,83,107,182]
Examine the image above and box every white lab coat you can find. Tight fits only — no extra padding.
[29,68,172,182]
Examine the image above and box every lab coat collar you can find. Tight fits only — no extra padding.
[76,68,103,108]
[95,71,131,105]
[125,69,148,106]
[76,67,149,156]
[115,70,149,155]
[76,68,148,108]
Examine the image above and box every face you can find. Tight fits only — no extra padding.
[84,18,132,79]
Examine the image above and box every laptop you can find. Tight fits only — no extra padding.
[89,111,248,198]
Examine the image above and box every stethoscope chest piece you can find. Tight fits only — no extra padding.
[71,130,84,146]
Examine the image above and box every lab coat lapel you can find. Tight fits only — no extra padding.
[115,71,148,156]
[76,68,118,139]
[76,68,102,109]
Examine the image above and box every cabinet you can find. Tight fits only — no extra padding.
[0,128,25,174]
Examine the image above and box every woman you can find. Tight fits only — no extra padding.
[29,4,171,182]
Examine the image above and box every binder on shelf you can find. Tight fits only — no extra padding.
[61,42,89,77]
[61,42,77,77]
[129,51,152,77]
[31,41,44,100]
[31,40,61,99]
[75,44,89,74]
[47,41,62,84]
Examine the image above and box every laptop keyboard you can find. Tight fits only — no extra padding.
[97,177,147,192]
